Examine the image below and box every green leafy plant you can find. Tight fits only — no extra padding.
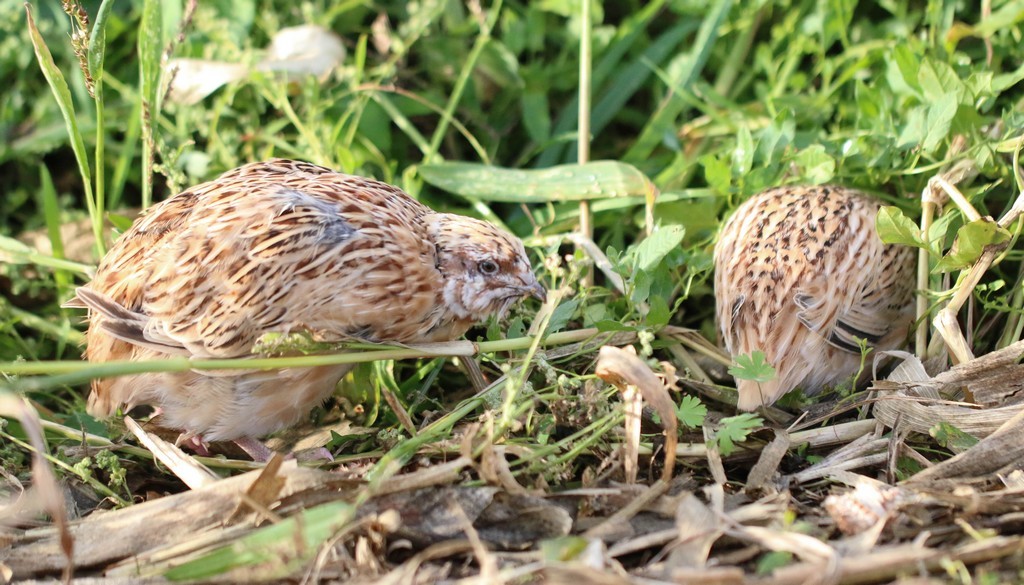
[675,394,707,429]
[727,351,776,384]
[712,412,763,457]
[931,422,980,452]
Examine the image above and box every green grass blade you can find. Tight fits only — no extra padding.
[109,97,142,211]
[164,501,355,581]
[371,93,431,158]
[425,0,500,163]
[5,301,85,346]
[511,189,714,235]
[138,0,162,209]
[86,0,115,87]
[420,161,654,203]
[35,165,72,296]
[536,0,671,166]
[624,0,734,164]
[0,235,95,276]
[25,4,98,251]
[591,21,698,137]
[87,0,116,256]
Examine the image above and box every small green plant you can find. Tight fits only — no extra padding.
[931,422,980,452]
[675,394,707,429]
[755,551,793,576]
[727,351,777,383]
[894,455,926,481]
[839,337,874,400]
[711,412,763,457]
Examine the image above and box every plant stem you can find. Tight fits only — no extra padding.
[94,89,106,256]
[2,329,618,385]
[578,0,594,288]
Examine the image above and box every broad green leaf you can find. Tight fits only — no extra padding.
[88,0,117,89]
[540,536,591,562]
[821,0,855,48]
[645,294,671,329]
[757,111,795,165]
[419,161,653,202]
[918,59,966,103]
[933,218,1012,273]
[713,413,763,456]
[890,44,922,96]
[633,224,686,272]
[701,154,731,194]
[930,422,979,452]
[896,106,927,149]
[965,71,995,100]
[922,92,958,153]
[595,320,636,332]
[876,206,926,249]
[756,551,795,576]
[793,145,835,184]
[855,80,883,121]
[926,206,961,252]
[630,268,653,306]
[676,395,707,428]
[25,6,94,214]
[546,299,580,334]
[479,39,523,90]
[727,351,776,383]
[582,303,607,327]
[521,90,552,144]
[733,125,754,176]
[0,235,94,275]
[993,61,1024,92]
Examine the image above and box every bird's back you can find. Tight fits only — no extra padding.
[83,159,445,424]
[714,185,915,410]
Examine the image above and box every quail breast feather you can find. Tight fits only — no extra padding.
[714,185,916,411]
[74,158,544,452]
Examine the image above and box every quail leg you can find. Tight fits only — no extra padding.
[233,437,334,462]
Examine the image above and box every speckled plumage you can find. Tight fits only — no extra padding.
[75,159,544,454]
[714,185,915,410]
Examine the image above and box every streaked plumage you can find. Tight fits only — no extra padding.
[74,159,544,458]
[714,185,915,410]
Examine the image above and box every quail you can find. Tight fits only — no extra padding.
[714,185,915,410]
[72,159,545,459]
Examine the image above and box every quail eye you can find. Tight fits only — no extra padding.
[479,260,499,275]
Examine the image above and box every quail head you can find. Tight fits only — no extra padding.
[72,159,545,460]
[714,185,916,411]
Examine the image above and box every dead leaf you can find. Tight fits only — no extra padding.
[0,391,72,582]
[124,416,218,490]
[595,345,677,483]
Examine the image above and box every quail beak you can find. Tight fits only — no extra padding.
[522,279,547,303]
